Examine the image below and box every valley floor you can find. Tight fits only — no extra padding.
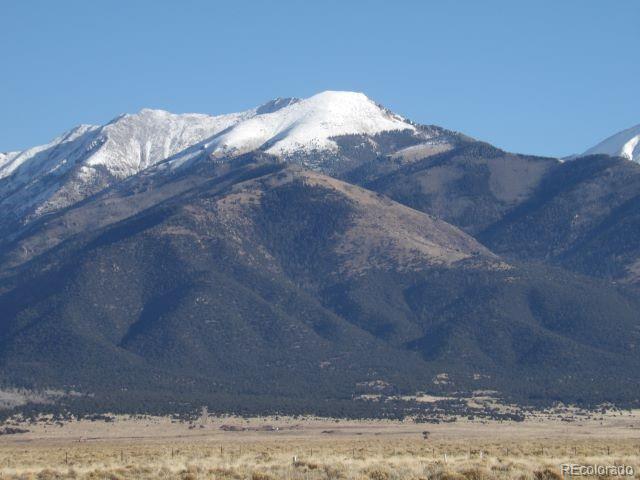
[1,411,640,479]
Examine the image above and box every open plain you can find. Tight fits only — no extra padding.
[1,409,640,479]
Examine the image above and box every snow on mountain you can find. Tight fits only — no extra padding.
[255,97,300,115]
[0,151,20,171]
[82,109,249,178]
[0,91,418,226]
[204,91,415,158]
[0,124,100,181]
[583,124,640,163]
[0,108,254,184]
[0,107,256,222]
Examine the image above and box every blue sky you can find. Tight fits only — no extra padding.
[1,0,638,157]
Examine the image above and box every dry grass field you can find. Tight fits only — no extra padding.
[1,410,640,479]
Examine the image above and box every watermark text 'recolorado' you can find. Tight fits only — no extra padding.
[560,464,634,476]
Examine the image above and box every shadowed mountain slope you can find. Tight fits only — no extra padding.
[362,143,558,234]
[1,157,639,413]
[479,154,640,287]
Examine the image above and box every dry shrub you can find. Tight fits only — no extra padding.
[439,474,467,480]
[460,467,492,480]
[255,452,272,462]
[158,467,172,477]
[109,468,128,480]
[364,466,391,480]
[208,467,242,479]
[181,464,200,480]
[489,462,512,473]
[323,464,346,479]
[293,459,320,470]
[423,464,465,480]
[36,470,63,480]
[533,469,562,480]
[86,470,121,479]
[251,472,275,480]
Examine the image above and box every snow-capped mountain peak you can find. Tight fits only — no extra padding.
[82,107,255,178]
[0,106,257,222]
[583,123,640,163]
[0,124,99,180]
[0,91,423,227]
[204,91,415,158]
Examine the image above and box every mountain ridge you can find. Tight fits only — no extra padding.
[2,92,640,415]
[583,123,640,163]
[0,91,464,234]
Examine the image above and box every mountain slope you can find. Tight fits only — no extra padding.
[362,143,558,234]
[1,156,640,413]
[479,154,640,286]
[0,158,494,407]
[583,123,640,163]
